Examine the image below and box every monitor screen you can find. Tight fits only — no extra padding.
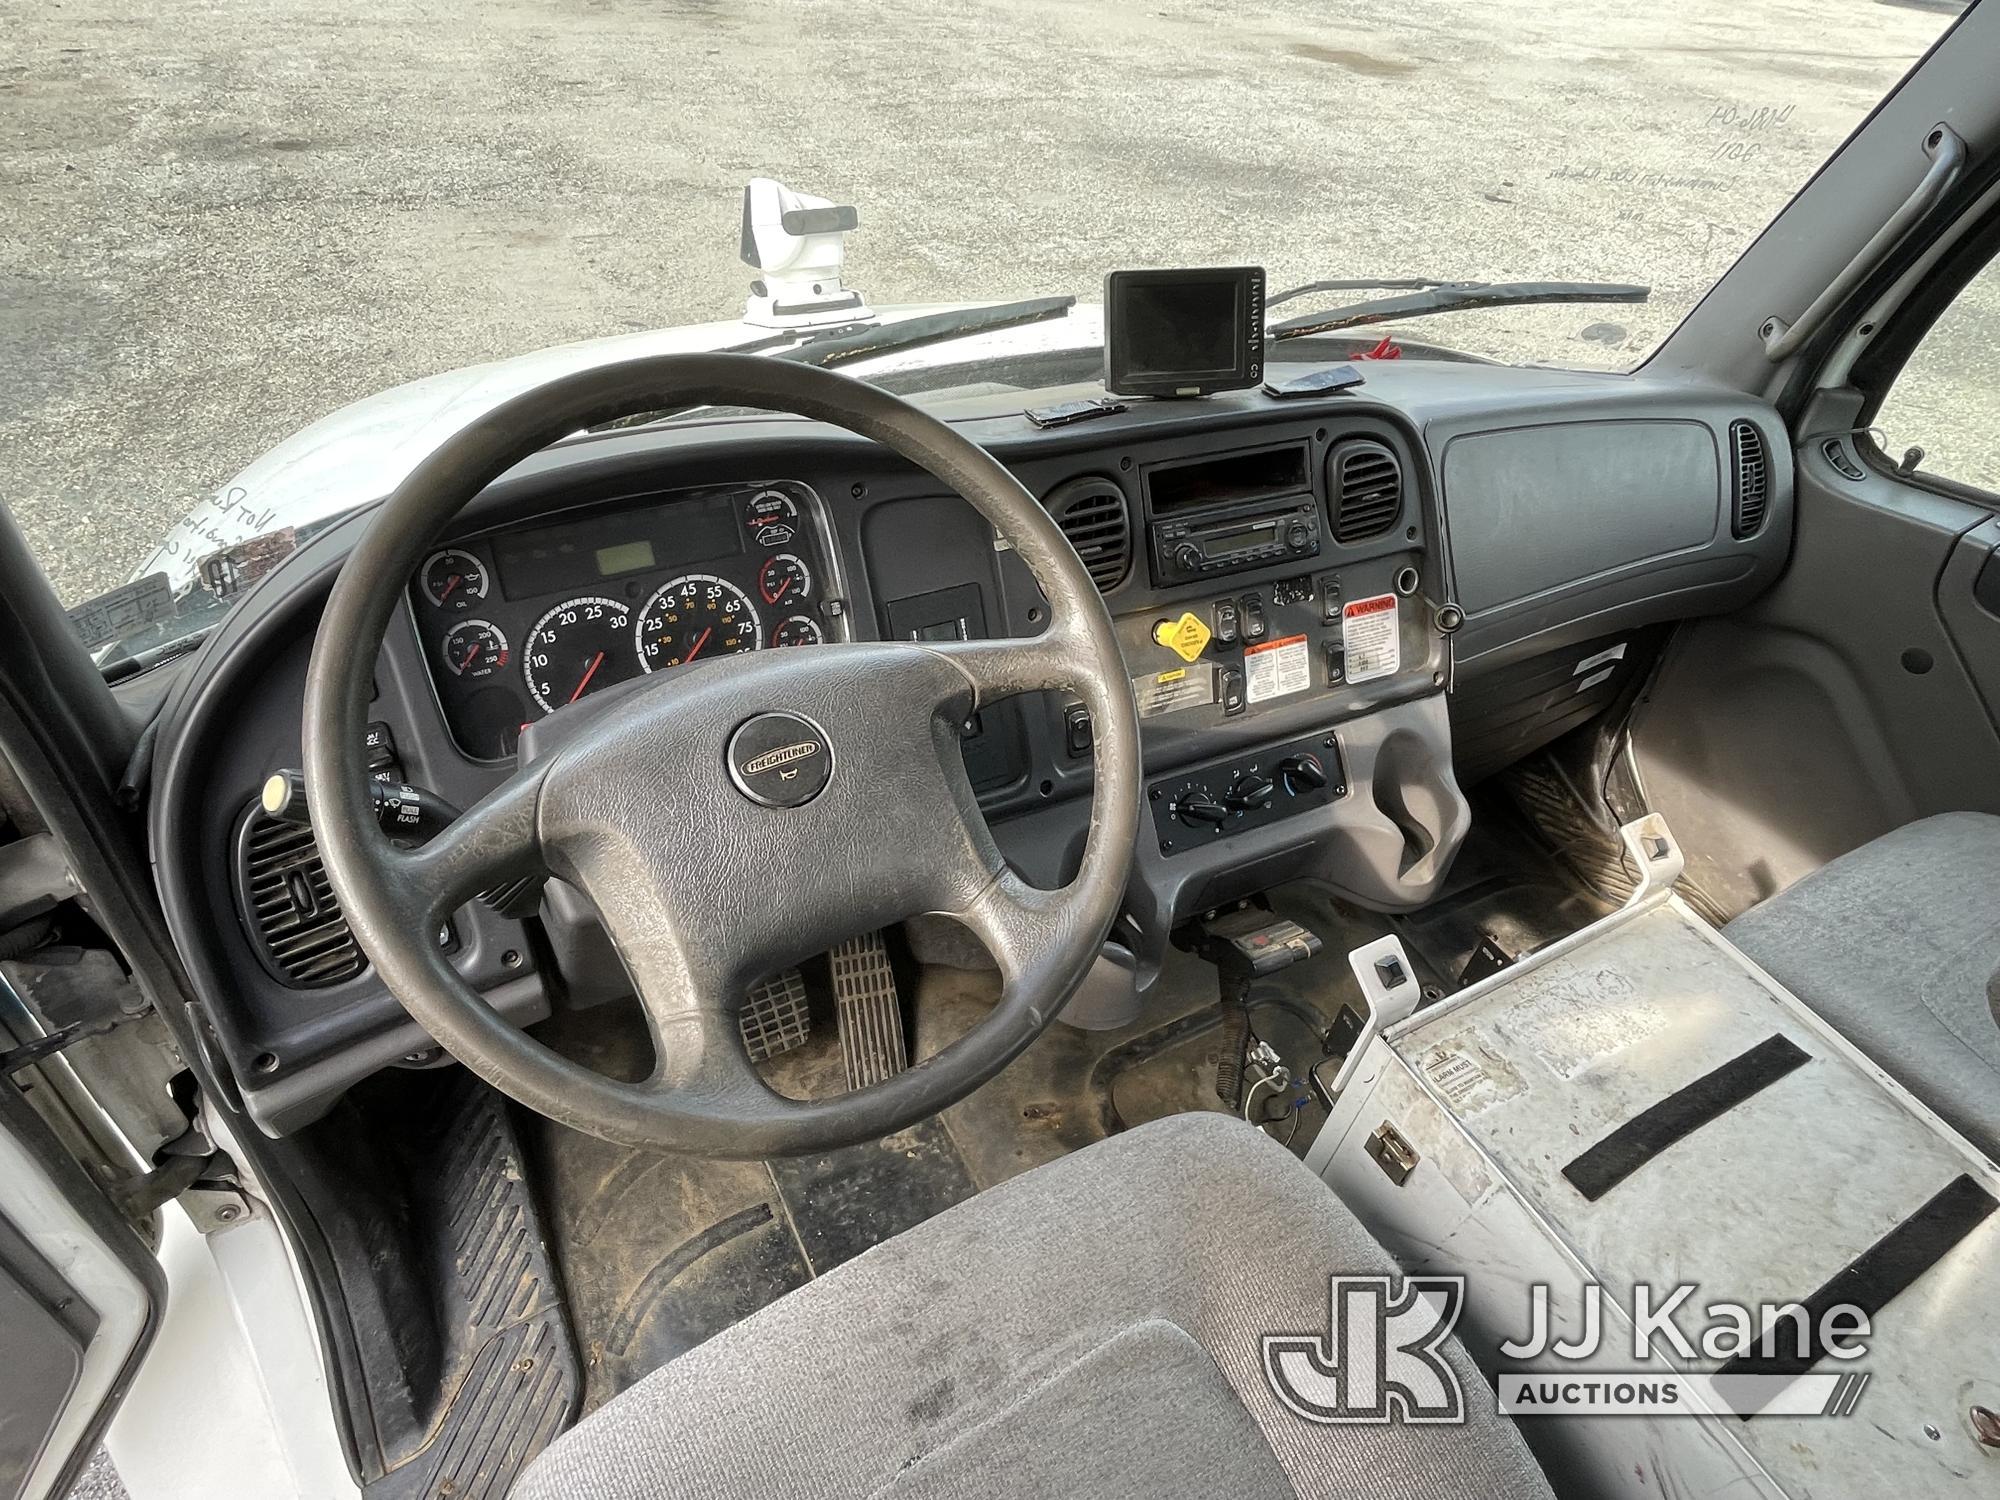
[1118,278,1241,377]
[1103,267,1262,396]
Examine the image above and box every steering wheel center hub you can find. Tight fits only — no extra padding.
[726,711,834,807]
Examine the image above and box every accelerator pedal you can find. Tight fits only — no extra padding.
[832,931,907,1088]
[740,967,812,1061]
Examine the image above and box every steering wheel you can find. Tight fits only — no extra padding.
[302,354,1140,1157]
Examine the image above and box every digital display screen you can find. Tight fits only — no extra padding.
[1197,520,1278,553]
[493,491,743,598]
[1118,279,1241,378]
[594,539,656,577]
[1103,267,1261,397]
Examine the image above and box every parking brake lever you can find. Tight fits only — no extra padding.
[260,769,542,918]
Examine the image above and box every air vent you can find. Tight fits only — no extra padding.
[1329,440,1402,543]
[1046,476,1131,591]
[1730,420,1770,538]
[238,812,364,988]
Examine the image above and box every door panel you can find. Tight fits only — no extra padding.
[1630,435,2000,917]
[1939,516,2000,727]
[0,1081,161,1500]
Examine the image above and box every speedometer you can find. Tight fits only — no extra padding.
[523,596,635,714]
[634,574,762,672]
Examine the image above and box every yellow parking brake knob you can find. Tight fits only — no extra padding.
[1153,611,1212,663]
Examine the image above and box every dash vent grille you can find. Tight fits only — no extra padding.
[1330,440,1402,543]
[1046,476,1132,591]
[239,812,364,988]
[1729,420,1770,538]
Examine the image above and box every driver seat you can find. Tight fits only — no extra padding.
[513,1113,1550,1499]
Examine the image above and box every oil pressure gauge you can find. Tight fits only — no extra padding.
[421,548,489,610]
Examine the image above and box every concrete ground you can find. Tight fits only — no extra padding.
[0,2,1968,1495]
[3,0,1961,612]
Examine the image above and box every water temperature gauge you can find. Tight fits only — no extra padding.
[442,619,508,679]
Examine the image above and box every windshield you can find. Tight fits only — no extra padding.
[6,0,1955,662]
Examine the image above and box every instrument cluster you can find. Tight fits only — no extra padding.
[412,480,836,759]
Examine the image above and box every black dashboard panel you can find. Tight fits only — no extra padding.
[411,479,841,760]
[142,356,1794,1137]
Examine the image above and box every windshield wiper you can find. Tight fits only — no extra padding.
[593,294,1077,431]
[773,294,1075,369]
[1267,279,1648,341]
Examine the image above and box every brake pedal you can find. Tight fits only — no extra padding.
[832,931,906,1088]
[740,967,812,1062]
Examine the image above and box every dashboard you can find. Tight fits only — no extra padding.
[410,480,841,759]
[141,357,1795,1137]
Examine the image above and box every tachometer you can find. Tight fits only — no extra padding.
[442,619,508,679]
[422,548,489,610]
[523,596,635,714]
[634,574,762,671]
[771,615,824,648]
[758,553,813,608]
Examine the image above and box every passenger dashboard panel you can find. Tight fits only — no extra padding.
[412,479,839,759]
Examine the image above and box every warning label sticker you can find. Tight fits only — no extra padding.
[1342,593,1400,683]
[1244,633,1310,703]
[1133,665,1214,718]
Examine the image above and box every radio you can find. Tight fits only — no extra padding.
[1151,497,1322,585]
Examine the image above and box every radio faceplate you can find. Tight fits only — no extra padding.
[1150,495,1322,586]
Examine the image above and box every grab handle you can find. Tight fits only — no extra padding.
[1762,124,1964,362]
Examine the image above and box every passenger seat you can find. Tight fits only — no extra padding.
[1726,812,2000,1161]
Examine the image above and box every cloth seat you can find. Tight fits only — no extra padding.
[1727,811,2000,1160]
[513,1112,1551,1499]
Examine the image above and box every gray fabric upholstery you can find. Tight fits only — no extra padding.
[1727,811,2000,1159]
[514,1112,1551,1500]
[871,1320,1293,1500]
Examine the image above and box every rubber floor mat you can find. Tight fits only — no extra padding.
[367,1075,579,1500]
[525,1004,980,1412]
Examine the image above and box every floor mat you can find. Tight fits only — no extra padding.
[525,1003,987,1413]
[367,1075,580,1500]
[524,812,1609,1414]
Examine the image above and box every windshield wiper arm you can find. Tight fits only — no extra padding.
[1268,279,1648,341]
[771,294,1075,369]
[594,295,1077,432]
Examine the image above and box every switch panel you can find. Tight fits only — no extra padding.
[1148,729,1348,854]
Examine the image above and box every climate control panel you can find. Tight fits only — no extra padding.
[1148,729,1348,855]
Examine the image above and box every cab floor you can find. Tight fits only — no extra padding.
[521,798,1604,1413]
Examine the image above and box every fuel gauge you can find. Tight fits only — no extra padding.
[745,488,800,547]
[442,619,509,679]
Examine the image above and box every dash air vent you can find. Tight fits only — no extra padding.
[238,812,364,988]
[1329,440,1402,543]
[1046,476,1132,591]
[1729,420,1770,538]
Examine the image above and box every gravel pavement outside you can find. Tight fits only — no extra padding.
[0,3,1970,1497]
[3,0,1962,611]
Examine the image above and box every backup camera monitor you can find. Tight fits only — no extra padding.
[1103,266,1265,398]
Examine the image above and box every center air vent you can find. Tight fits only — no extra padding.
[1329,439,1403,543]
[1046,475,1132,591]
[1729,420,1770,538]
[237,811,364,989]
